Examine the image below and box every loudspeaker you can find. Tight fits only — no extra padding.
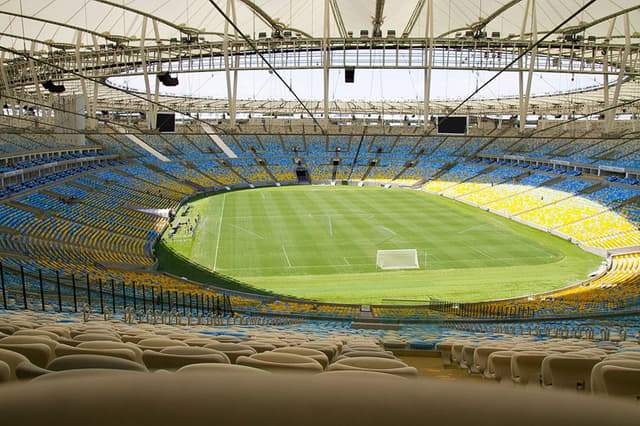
[42,80,65,93]
[157,72,179,87]
[345,67,355,83]
[156,113,176,132]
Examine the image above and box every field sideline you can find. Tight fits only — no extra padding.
[159,185,602,304]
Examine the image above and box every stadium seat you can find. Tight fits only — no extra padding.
[241,340,277,353]
[485,351,516,383]
[272,347,330,368]
[54,343,139,362]
[136,338,188,351]
[2,371,639,426]
[336,350,397,361]
[436,341,456,368]
[472,346,510,375]
[0,360,10,383]
[177,363,271,376]
[47,354,148,372]
[541,353,601,391]
[591,359,640,398]
[72,333,123,343]
[0,342,54,368]
[327,357,418,378]
[203,342,257,363]
[0,348,32,380]
[77,341,144,363]
[142,347,230,370]
[31,369,144,383]
[237,352,324,373]
[510,351,548,387]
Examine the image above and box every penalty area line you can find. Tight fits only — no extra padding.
[228,223,265,239]
[282,245,292,267]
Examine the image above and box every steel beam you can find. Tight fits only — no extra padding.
[605,14,631,133]
[423,0,433,131]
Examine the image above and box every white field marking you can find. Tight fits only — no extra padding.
[457,224,492,234]
[376,225,398,244]
[343,257,351,265]
[222,212,376,219]
[212,193,226,271]
[218,262,374,272]
[228,223,265,240]
[282,245,292,267]
[468,245,494,259]
[218,255,559,272]
[378,225,397,236]
[327,215,333,236]
[261,192,266,200]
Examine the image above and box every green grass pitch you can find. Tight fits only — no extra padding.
[159,186,602,304]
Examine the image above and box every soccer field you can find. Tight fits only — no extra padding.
[159,186,602,304]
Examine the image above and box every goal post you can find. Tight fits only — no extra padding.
[376,249,420,270]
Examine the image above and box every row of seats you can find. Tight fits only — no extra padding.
[436,333,640,400]
[0,311,417,381]
[1,160,123,198]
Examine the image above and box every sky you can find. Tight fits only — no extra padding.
[110,67,606,103]
[108,49,609,104]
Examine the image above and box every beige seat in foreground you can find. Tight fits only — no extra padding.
[511,351,547,387]
[204,342,257,363]
[136,338,188,351]
[3,372,637,426]
[272,347,329,368]
[77,341,144,363]
[31,369,144,383]
[72,333,122,343]
[435,342,456,368]
[591,359,640,399]
[142,347,230,370]
[327,357,417,378]
[0,341,54,368]
[541,353,601,392]
[54,344,138,362]
[0,348,33,380]
[240,340,277,353]
[0,360,10,383]
[177,363,271,376]
[473,346,509,375]
[47,354,148,373]
[237,352,323,373]
[485,351,515,383]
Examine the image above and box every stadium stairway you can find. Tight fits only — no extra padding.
[144,163,207,193]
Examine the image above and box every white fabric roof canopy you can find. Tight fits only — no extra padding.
[0,0,637,51]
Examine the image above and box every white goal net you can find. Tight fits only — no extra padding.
[376,249,420,270]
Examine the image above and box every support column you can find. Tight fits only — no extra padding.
[75,31,90,130]
[323,0,330,124]
[88,34,100,129]
[223,0,239,126]
[152,19,161,130]
[0,50,13,118]
[520,0,537,132]
[518,0,532,133]
[602,18,617,126]
[231,0,240,127]
[423,0,433,132]
[140,17,154,129]
[605,13,630,133]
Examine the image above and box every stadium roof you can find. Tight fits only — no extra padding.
[0,1,638,44]
[0,1,639,120]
